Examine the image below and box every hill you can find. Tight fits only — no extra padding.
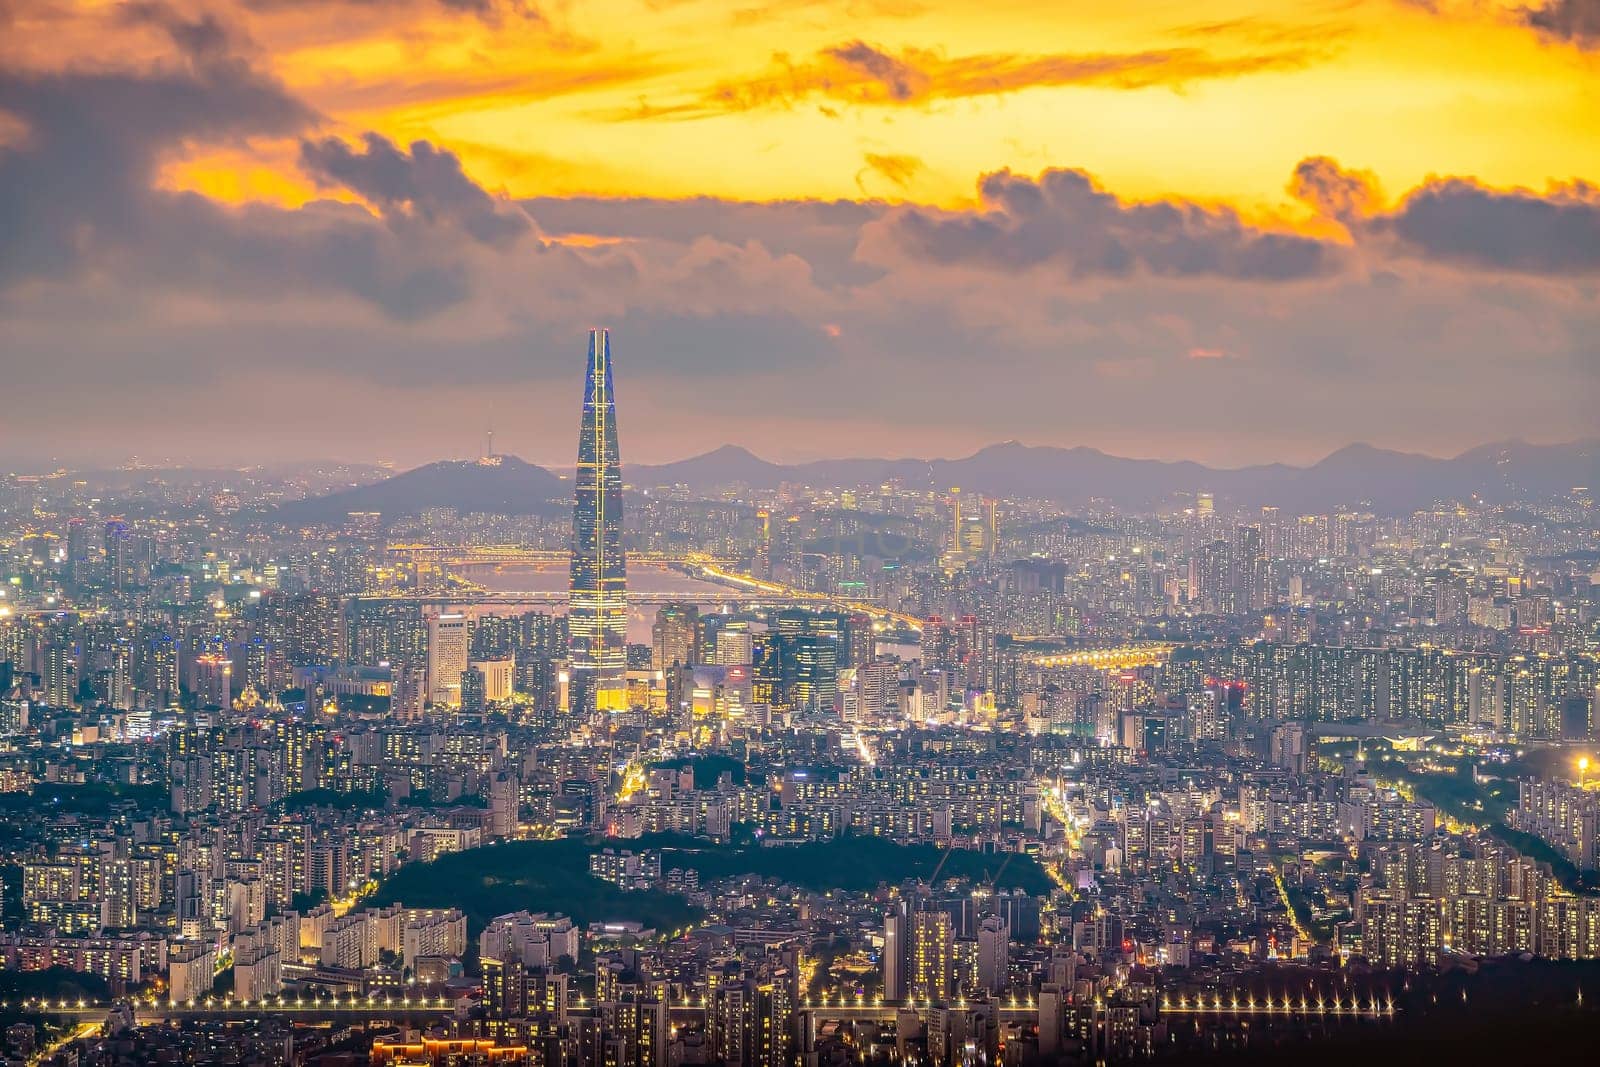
[273,456,567,525]
[630,444,787,489]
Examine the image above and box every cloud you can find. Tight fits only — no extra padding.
[858,152,923,192]
[1288,156,1382,225]
[1521,0,1600,48]
[868,167,1341,281]
[516,194,883,285]
[1286,157,1600,275]
[117,1,239,65]
[0,49,315,289]
[300,132,533,247]
[242,0,546,24]
[636,38,1320,117]
[0,6,1594,477]
[1384,177,1600,273]
[825,41,927,100]
[0,16,530,318]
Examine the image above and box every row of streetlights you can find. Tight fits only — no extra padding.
[1160,994,1395,1016]
[4,993,454,1012]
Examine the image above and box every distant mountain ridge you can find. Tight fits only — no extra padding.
[629,439,1599,514]
[273,440,1597,524]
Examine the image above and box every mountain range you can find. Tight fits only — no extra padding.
[630,440,1599,514]
[273,440,1598,523]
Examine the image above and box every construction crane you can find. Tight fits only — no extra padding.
[984,853,1015,890]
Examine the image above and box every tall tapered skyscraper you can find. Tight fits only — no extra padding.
[568,328,628,715]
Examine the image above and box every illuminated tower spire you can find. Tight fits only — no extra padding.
[568,328,628,715]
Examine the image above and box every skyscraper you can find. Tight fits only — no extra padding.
[569,328,628,715]
[882,901,908,1002]
[651,603,700,673]
[426,612,469,708]
[103,518,130,593]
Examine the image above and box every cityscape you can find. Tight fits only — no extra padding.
[3,2,1600,1067]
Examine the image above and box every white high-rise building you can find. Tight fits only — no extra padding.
[426,613,470,707]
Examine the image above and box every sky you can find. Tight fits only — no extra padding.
[1,0,1597,470]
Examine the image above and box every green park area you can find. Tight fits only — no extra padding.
[0,781,167,816]
[636,833,1051,895]
[370,834,1051,935]
[369,838,700,936]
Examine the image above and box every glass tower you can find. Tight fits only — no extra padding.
[568,328,628,714]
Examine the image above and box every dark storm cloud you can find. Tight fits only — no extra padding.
[1521,0,1600,48]
[876,167,1339,280]
[1384,178,1600,273]
[300,133,532,248]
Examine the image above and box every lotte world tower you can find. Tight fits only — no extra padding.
[568,328,629,715]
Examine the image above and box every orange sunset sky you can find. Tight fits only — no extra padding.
[1,0,1596,467]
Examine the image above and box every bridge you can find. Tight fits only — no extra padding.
[1024,643,1179,670]
[378,546,929,631]
[405,591,806,607]
[386,545,734,567]
[1306,720,1441,749]
[690,560,928,630]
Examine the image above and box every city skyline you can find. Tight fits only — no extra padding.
[2,1,1597,466]
[2,6,1600,1062]
[3,337,1600,1063]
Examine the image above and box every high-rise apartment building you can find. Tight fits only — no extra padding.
[42,643,76,708]
[910,908,955,1003]
[103,518,130,593]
